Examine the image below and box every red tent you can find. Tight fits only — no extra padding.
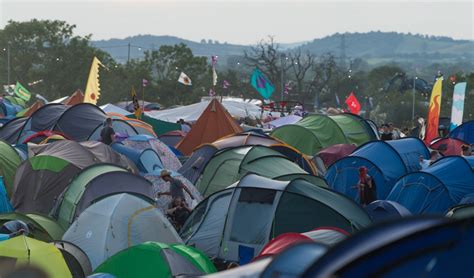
[430,137,468,156]
[176,99,243,155]
[315,144,357,167]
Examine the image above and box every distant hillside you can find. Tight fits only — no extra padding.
[92,32,474,66]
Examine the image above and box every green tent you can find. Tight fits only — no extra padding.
[4,95,26,108]
[95,241,216,277]
[274,173,328,188]
[0,140,22,197]
[0,212,65,241]
[127,114,180,136]
[271,114,377,155]
[54,164,128,229]
[196,145,308,196]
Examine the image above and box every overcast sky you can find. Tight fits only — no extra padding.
[1,0,473,44]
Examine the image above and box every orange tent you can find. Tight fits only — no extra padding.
[22,101,43,117]
[64,90,84,105]
[176,99,243,155]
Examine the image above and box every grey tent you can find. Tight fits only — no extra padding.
[18,103,68,143]
[52,240,93,277]
[54,103,107,141]
[0,117,28,144]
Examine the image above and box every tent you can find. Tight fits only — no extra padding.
[0,212,65,241]
[0,117,28,144]
[0,235,72,278]
[144,170,203,211]
[53,240,93,277]
[11,155,82,214]
[0,178,13,213]
[95,242,216,277]
[387,156,474,214]
[128,114,181,136]
[256,227,348,259]
[265,115,302,129]
[101,103,131,115]
[446,204,474,219]
[179,132,282,184]
[22,130,69,144]
[195,145,310,196]
[176,99,243,155]
[159,130,186,147]
[304,217,474,277]
[54,103,107,141]
[111,143,163,174]
[314,144,357,167]
[122,135,182,171]
[181,174,371,263]
[17,100,43,117]
[63,193,182,269]
[0,140,22,196]
[53,164,155,229]
[449,120,474,144]
[146,99,264,123]
[17,103,68,143]
[63,90,85,105]
[107,113,157,137]
[88,118,139,140]
[365,200,411,222]
[430,137,469,156]
[326,138,430,201]
[271,114,378,155]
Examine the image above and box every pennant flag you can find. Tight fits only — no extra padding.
[14,82,31,101]
[449,82,467,131]
[223,80,230,89]
[131,86,142,119]
[142,79,149,87]
[345,92,361,115]
[212,67,218,86]
[84,57,105,104]
[250,68,274,99]
[424,78,443,144]
[178,72,192,86]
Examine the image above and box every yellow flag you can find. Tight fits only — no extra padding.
[424,77,443,144]
[83,57,104,104]
[131,86,142,119]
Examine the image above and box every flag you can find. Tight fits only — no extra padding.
[212,67,218,86]
[223,80,230,89]
[209,88,216,97]
[131,86,142,119]
[84,57,105,104]
[449,82,467,131]
[14,82,31,101]
[424,78,443,144]
[178,72,192,86]
[142,79,149,87]
[211,55,218,66]
[345,92,361,114]
[250,68,274,99]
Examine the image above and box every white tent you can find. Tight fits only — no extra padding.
[266,115,302,129]
[100,103,131,115]
[145,99,264,123]
[62,193,182,269]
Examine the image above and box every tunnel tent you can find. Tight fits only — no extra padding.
[54,103,106,141]
[18,103,68,143]
[0,212,65,241]
[0,117,28,144]
[449,120,474,144]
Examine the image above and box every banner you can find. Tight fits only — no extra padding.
[345,92,361,115]
[84,57,105,104]
[131,86,142,119]
[424,78,443,144]
[250,68,274,99]
[449,82,467,131]
[14,82,31,101]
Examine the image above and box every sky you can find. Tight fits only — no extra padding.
[1,0,473,44]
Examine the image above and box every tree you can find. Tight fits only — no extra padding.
[288,50,314,105]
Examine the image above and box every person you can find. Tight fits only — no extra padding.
[356,167,377,206]
[380,124,393,141]
[100,118,115,145]
[462,145,472,156]
[157,169,195,201]
[166,196,191,229]
[388,123,400,139]
[419,151,439,169]
[177,119,191,133]
[0,220,31,236]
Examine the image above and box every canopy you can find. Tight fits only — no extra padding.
[95,242,216,277]
[387,156,474,214]
[63,193,182,269]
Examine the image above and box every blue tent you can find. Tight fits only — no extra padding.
[111,143,163,174]
[304,217,474,277]
[387,156,474,214]
[449,120,474,144]
[365,200,411,222]
[326,138,429,201]
[0,177,13,213]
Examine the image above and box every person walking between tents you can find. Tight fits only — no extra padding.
[357,167,377,206]
[100,118,115,145]
[157,170,195,202]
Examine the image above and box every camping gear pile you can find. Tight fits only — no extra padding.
[0,98,473,277]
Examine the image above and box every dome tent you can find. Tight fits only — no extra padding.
[62,193,182,269]
[94,242,216,277]
[0,212,65,241]
[181,174,371,263]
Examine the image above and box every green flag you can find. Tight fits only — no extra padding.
[250,68,274,99]
[14,82,31,101]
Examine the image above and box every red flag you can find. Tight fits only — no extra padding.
[345,92,361,115]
